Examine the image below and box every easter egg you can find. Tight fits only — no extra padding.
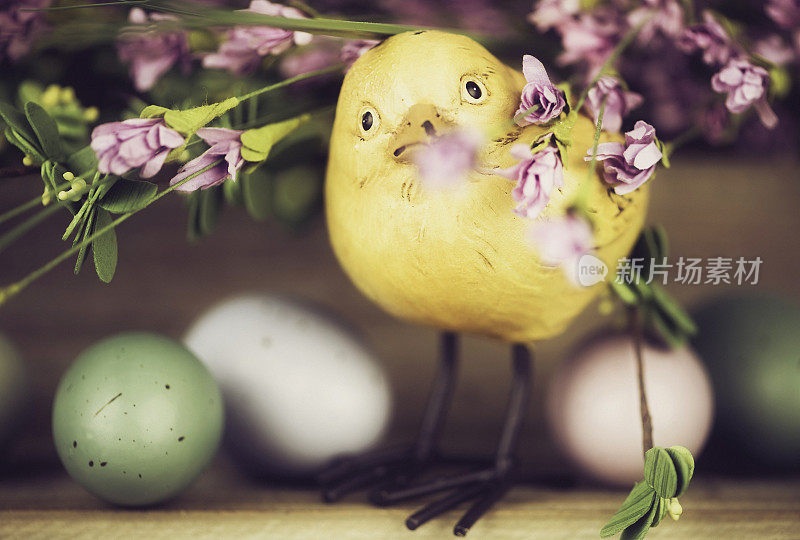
[52,333,224,506]
[547,333,714,486]
[184,294,392,477]
[692,295,800,469]
[0,333,27,450]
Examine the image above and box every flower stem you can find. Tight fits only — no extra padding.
[237,64,344,102]
[0,195,44,227]
[21,0,149,11]
[574,16,652,114]
[631,307,654,455]
[0,160,222,308]
[573,100,606,212]
[665,125,701,159]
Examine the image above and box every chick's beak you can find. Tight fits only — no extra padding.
[392,103,450,163]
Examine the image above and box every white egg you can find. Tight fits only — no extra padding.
[184,294,392,477]
[546,333,714,486]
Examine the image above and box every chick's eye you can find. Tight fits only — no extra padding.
[362,111,373,131]
[358,106,380,136]
[461,77,488,104]
[466,81,481,99]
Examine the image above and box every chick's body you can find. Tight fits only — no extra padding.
[326,31,648,343]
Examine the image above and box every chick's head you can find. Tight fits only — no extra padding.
[337,30,526,169]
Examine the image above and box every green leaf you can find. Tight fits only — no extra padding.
[25,102,64,160]
[646,309,687,349]
[665,446,695,497]
[67,145,99,176]
[98,179,157,214]
[0,101,40,152]
[620,502,658,540]
[240,114,310,162]
[241,166,273,221]
[141,97,240,137]
[600,482,657,537]
[5,126,44,161]
[74,207,96,275]
[272,165,322,225]
[198,186,223,235]
[650,284,697,336]
[223,177,244,206]
[610,280,639,306]
[92,208,117,283]
[644,447,678,499]
[186,190,202,242]
[650,496,667,528]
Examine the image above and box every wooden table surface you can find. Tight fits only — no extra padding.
[1,156,800,538]
[2,463,800,539]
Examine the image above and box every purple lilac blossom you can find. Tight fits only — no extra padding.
[280,44,339,78]
[711,59,778,128]
[170,128,245,192]
[754,35,796,66]
[203,0,313,75]
[527,0,579,32]
[528,213,594,284]
[627,0,684,45]
[341,39,379,69]
[117,8,191,92]
[677,10,737,66]
[587,120,662,195]
[413,129,484,189]
[766,0,800,29]
[556,10,621,78]
[0,0,50,62]
[585,76,643,134]
[515,55,567,126]
[496,143,564,220]
[91,118,185,178]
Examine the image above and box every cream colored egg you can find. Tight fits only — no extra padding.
[546,334,714,486]
[184,294,392,476]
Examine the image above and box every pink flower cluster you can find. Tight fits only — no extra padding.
[588,120,662,195]
[91,119,184,178]
[515,55,567,126]
[412,129,484,189]
[0,0,50,62]
[117,8,190,92]
[203,0,312,75]
[529,213,594,284]
[496,142,563,220]
[585,76,643,134]
[711,60,778,129]
[171,128,245,191]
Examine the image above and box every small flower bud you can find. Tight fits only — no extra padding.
[22,156,34,167]
[63,171,75,182]
[60,87,76,104]
[667,498,683,521]
[84,107,99,123]
[42,85,61,108]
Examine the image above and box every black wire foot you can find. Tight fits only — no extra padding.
[318,445,433,503]
[320,337,533,537]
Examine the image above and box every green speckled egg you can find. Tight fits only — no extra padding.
[52,332,224,506]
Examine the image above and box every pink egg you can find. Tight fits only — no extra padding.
[547,333,714,486]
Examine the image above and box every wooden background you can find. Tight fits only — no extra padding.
[1,155,799,537]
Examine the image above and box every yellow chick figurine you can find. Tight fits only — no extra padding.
[322,30,648,535]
